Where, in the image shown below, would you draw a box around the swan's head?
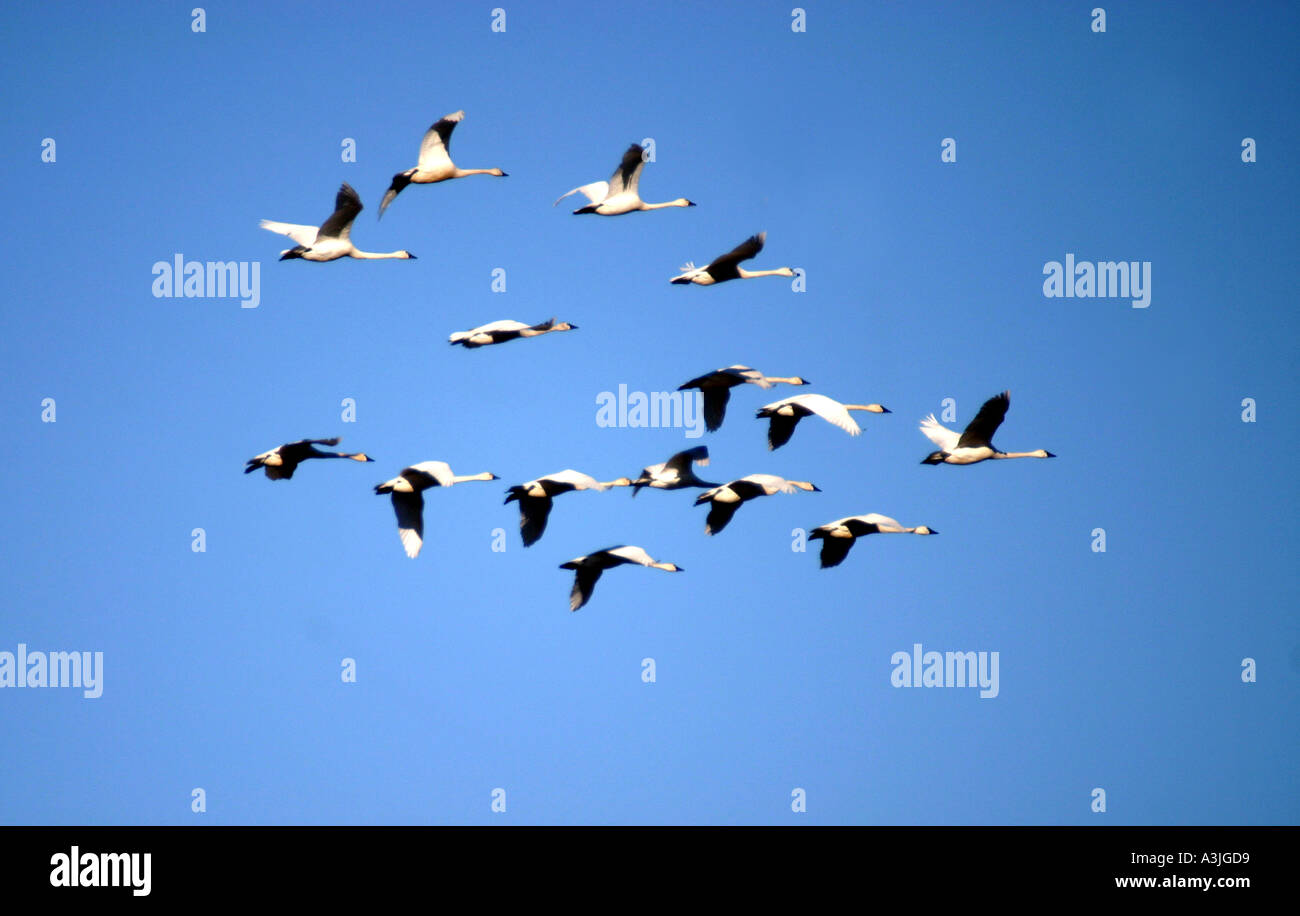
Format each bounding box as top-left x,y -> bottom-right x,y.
790,377 -> 811,386
279,248 -> 305,261
915,526 -> 937,535
921,451 -> 947,465
492,168 -> 508,177
556,321 -> 578,331
675,198 -> 696,208
351,453 -> 374,463
864,404 -> 889,413
776,267 -> 796,277
660,562 -> 684,572
1037,450 -> 1056,458
401,251 -> 417,259
609,477 -> 633,488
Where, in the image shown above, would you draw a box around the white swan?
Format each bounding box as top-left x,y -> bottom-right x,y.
504,470 -> 632,547
809,514 -> 937,568
756,394 -> 890,450
374,461 -> 498,558
560,546 -> 683,611
630,446 -> 719,496
261,184 -> 415,261
554,143 -> 694,215
695,474 -> 820,535
920,391 -> 1056,465
379,111 -> 507,218
671,232 -> 793,285
449,317 -> 577,348
244,437 -> 373,480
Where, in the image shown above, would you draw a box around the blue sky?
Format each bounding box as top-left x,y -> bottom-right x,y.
1,1 -> 1296,824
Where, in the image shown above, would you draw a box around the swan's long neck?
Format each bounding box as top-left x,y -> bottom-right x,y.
763,376 -> 804,385
649,561 -> 680,572
639,199 -> 691,210
844,404 -> 887,413
993,450 -> 1051,459
453,472 -> 496,482
789,480 -> 818,492
350,250 -> 410,260
312,449 -> 368,460
737,267 -> 794,279
600,478 -> 632,488
453,167 -> 503,178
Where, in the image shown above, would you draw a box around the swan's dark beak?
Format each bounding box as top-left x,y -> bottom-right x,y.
406,252 -> 418,259
687,201 -> 697,206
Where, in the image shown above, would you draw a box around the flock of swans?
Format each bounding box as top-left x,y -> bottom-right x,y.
253,110 -> 1057,609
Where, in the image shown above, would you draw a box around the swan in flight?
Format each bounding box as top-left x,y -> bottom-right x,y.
244,438 -> 373,480
505,470 -> 632,547
449,317 -> 577,348
374,461 -> 498,558
756,394 -> 890,450
554,143 -> 695,215
630,446 -> 719,496
261,184 -> 416,261
920,391 -> 1056,465
379,111 -> 507,218
560,546 -> 683,611
695,474 -> 820,535
670,232 -> 793,285
809,514 -> 937,568
678,365 -> 810,432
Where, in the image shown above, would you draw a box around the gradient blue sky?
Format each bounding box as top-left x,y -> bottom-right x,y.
1,1 -> 1296,825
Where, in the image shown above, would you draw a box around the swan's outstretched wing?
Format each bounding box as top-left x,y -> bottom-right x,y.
606,143 -> 646,197
852,513 -> 905,533
568,566 -> 603,611
605,545 -> 654,567
788,394 -> 862,436
403,461 -> 456,488
542,469 -> 606,492
518,496 -> 553,547
817,535 -> 855,569
554,181 -> 609,207
316,183 -> 363,240
258,220 -> 319,247
920,414 -> 961,451
706,233 -> 766,274
704,501 -> 740,535
764,412 -> 801,450
662,446 -> 709,474
391,490 -> 425,558
958,391 -> 1010,449
417,110 -> 464,171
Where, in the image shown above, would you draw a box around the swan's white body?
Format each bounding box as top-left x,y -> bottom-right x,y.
244,437 -> 373,480
261,184 -> 415,261
555,144 -> 694,216
631,446 -> 719,495
378,111 -> 507,218
756,393 -> 890,449
695,474 -> 820,535
671,232 -> 794,285
504,469 -> 632,547
375,461 -> 498,558
560,545 -> 683,611
449,317 -> 577,348
809,514 -> 937,568
919,391 -> 1055,466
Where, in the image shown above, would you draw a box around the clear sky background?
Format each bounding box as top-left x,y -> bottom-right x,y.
1,1 -> 1296,825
